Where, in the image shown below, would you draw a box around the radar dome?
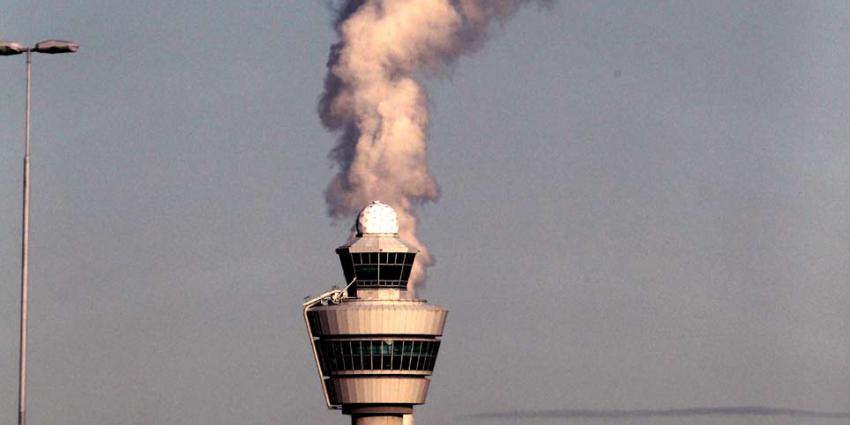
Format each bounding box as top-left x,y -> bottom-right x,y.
356,201 -> 399,235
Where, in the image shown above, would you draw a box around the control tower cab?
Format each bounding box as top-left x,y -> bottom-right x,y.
303,201 -> 448,425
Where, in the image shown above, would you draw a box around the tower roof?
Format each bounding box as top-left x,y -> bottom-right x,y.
356,201 -> 399,236
338,201 -> 417,253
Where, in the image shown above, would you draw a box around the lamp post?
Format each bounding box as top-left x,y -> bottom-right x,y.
0,39 -> 79,425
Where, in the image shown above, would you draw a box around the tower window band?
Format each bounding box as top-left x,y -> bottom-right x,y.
339,251 -> 415,289
315,339 -> 441,374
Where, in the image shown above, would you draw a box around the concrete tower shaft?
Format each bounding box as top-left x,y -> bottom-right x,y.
304,202 -> 448,425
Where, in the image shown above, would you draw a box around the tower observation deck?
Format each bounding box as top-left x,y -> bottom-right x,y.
303,201 -> 448,425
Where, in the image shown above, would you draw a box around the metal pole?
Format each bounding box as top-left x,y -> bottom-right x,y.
18,48 -> 32,425
302,279 -> 356,410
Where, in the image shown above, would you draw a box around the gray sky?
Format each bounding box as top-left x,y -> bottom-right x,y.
1,2 -> 849,425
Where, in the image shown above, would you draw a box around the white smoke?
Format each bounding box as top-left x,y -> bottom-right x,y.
319,0 -> 546,289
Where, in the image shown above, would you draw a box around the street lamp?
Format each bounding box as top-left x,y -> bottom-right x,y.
0,39 -> 78,425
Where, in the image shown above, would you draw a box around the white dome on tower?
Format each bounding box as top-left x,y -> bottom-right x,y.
356,201 -> 399,235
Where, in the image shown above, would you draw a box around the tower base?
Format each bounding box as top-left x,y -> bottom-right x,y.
346,406 -> 413,425
351,415 -> 402,425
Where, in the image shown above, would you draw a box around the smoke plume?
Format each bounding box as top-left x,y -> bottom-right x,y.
319,0 -> 544,288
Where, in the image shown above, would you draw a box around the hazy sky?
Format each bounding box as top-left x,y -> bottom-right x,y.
1,2 -> 849,425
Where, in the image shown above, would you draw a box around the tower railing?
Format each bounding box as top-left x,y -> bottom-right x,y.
302,278 -> 357,409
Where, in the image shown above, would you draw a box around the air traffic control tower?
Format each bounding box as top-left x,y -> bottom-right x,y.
303,201 -> 448,425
